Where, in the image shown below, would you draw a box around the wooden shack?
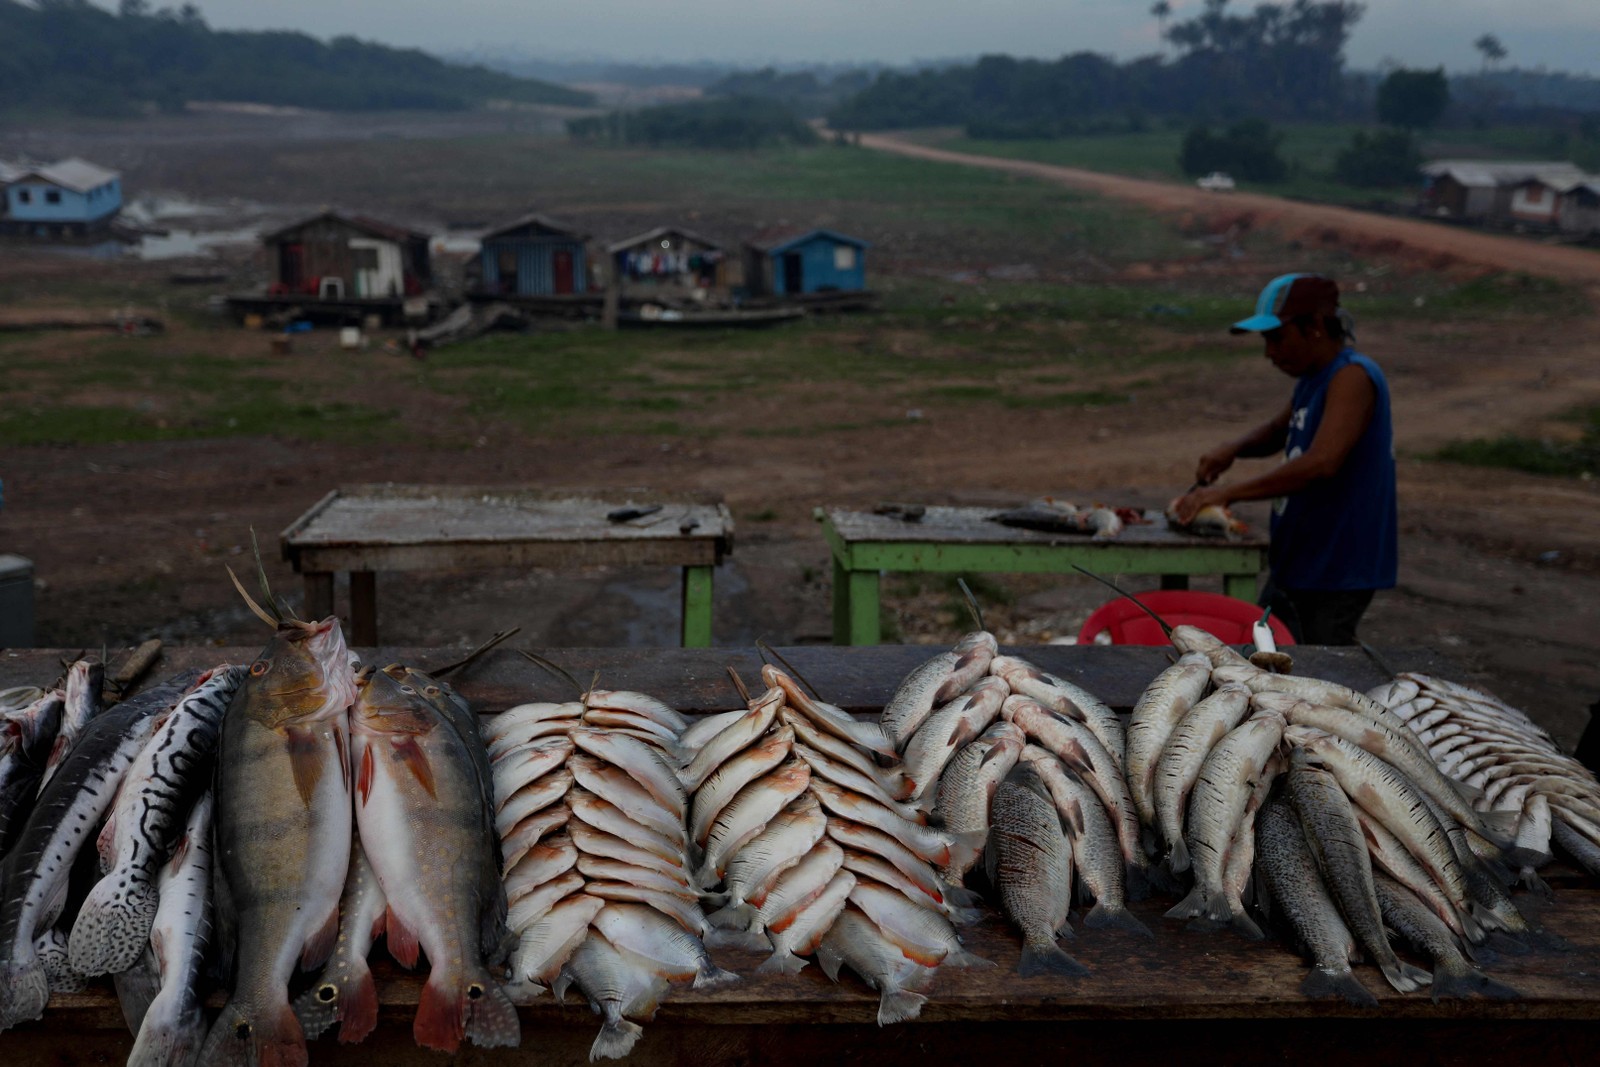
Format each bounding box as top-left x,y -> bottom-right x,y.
1420,160 -> 1584,223
607,226 -> 726,295
1558,180 -> 1600,237
262,211 -> 432,299
1509,176 -> 1564,228
742,228 -> 868,297
476,214 -> 590,297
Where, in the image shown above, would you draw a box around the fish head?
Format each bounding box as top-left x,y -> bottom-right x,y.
351,663 -> 441,737
243,617 -> 354,725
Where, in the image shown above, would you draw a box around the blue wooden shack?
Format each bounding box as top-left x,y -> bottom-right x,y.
476,214 -> 590,297
742,227 -> 868,296
0,157 -> 122,238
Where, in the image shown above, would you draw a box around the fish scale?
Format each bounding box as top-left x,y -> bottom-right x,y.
70,665 -> 244,977
0,673 -> 187,1031
986,763 -> 1085,977
127,792 -> 215,1067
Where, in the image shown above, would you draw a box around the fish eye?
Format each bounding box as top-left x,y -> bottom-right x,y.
250,660 -> 271,677
400,685 -> 416,695
235,1022 -> 253,1039
425,686 -> 441,697
317,984 -> 337,1003
467,984 -> 484,1000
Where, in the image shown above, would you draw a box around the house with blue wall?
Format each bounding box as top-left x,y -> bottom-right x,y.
742,228 -> 868,297
475,213 -> 590,297
0,158 -> 122,238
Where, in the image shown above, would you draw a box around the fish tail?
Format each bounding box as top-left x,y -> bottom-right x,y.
941,882 -> 982,909
1164,884 -> 1209,922
705,901 -> 757,930
1517,866 -> 1554,899
704,927 -> 772,952
463,978 -> 521,1050
1167,836 -> 1191,874
200,1000 -> 308,1067
590,1016 -> 644,1061
945,904 -> 986,926
69,873 -> 159,976
1300,967 -> 1377,1007
1431,961 -> 1521,1002
876,988 -> 928,1026
943,830 -> 989,873
338,961 -> 379,1045
691,965 -> 741,991
1228,909 -> 1266,941
1475,810 -> 1521,850
755,950 -> 808,976
127,1000 -> 207,1067
942,944 -> 997,969
0,959 -> 49,1031
1377,957 -> 1433,994
1016,940 -> 1089,978
413,975 -> 467,1053
1084,902 -> 1154,939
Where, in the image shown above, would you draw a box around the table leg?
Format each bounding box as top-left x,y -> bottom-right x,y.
680,566 -> 714,648
349,571 -> 377,647
847,569 -> 881,646
303,572 -> 334,621
1160,574 -> 1189,591
1223,573 -> 1259,602
831,557 -> 851,646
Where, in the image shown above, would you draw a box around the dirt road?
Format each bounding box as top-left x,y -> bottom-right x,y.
855,134 -> 1600,284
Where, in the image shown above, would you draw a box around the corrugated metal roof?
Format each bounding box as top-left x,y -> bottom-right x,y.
261,210 -> 429,245
19,157 -> 121,193
605,225 -> 721,254
480,212 -> 588,243
744,227 -> 869,254
1423,159 -> 1585,189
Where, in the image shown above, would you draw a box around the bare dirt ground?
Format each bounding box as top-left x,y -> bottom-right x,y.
2,121 -> 1598,748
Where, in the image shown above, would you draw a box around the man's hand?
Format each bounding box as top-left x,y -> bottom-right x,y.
1195,445 -> 1236,487
1169,485 -> 1228,525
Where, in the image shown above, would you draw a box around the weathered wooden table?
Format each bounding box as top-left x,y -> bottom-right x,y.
819,506 -> 1270,645
279,485 -> 734,648
3,644 -> 1596,1067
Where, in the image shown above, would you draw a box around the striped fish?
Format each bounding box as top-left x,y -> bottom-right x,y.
0,672 -> 196,1031
70,665 -> 244,976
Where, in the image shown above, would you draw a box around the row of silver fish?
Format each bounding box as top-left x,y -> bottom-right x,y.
1370,672 -> 1600,880
1126,624 -> 1535,1003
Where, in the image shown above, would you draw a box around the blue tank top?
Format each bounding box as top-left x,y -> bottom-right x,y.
1268,348 -> 1397,591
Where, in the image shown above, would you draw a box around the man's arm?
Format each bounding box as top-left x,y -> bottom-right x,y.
1175,365 -> 1376,520
1195,402 -> 1293,485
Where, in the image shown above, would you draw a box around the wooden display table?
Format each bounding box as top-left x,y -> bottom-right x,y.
818,506 -> 1269,645
2,645 -> 1595,1067
280,486 -> 734,647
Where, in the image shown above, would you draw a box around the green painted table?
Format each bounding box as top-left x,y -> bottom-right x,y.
820,505 -> 1269,645
280,485 -> 734,648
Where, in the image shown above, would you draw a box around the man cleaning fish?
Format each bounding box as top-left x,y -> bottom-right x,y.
1170,273 -> 1397,645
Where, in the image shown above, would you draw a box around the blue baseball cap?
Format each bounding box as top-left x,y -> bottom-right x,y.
1231,273 -> 1341,334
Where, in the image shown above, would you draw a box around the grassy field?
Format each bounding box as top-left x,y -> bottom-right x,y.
0,137 -> 1591,453
1434,404 -> 1600,478
933,123 -> 1595,207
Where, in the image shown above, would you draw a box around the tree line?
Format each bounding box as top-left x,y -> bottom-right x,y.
0,0 -> 591,118
828,0 -> 1366,134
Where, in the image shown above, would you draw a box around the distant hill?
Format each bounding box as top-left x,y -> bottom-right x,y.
0,1 -> 593,117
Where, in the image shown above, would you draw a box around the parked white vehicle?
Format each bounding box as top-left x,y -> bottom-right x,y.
1196,171 -> 1236,191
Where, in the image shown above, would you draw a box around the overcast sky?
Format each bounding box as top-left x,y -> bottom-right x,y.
181,1 -> 1600,75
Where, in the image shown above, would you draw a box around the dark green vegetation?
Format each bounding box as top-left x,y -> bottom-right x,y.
1435,406 -> 1600,479
1375,68 -> 1450,132
701,68 -> 873,120
0,0 -> 589,117
1179,120 -> 1288,181
829,0 -> 1364,133
567,97 -> 820,149
1333,128 -> 1421,189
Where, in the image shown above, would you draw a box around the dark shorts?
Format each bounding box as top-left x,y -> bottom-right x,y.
1260,579 -> 1376,646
